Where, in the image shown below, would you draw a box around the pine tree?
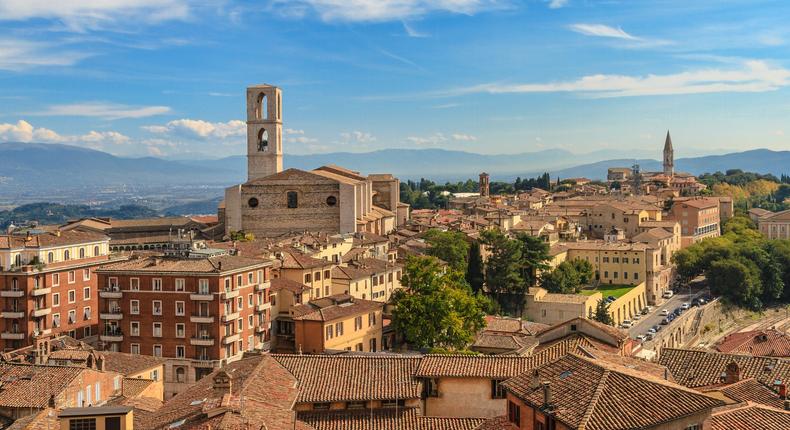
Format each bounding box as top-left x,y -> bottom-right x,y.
593,299 -> 614,325
466,241 -> 485,294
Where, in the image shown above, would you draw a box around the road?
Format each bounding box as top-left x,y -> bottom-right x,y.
628,287 -> 704,339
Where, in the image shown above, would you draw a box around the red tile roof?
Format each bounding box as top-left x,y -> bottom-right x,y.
716,329 -> 790,357
658,348 -> 790,389
710,403 -> 790,430
297,408 -> 485,430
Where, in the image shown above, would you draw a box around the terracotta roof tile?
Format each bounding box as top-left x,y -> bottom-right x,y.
96,254 -> 269,275
715,329 -> 790,357
291,295 -> 383,322
704,378 -> 786,409
658,348 -> 790,389
298,408 -> 485,430
101,351 -> 165,376
711,403 -> 790,430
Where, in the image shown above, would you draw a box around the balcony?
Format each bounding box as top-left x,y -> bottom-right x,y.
255,281 -> 271,292
33,328 -> 52,337
99,287 -> 123,299
1,332 -> 25,340
222,333 -> 240,344
100,309 -> 124,320
190,314 -> 215,324
221,311 -> 240,322
192,358 -> 220,368
31,307 -> 51,317
256,302 -> 272,312
1,310 -> 25,319
100,329 -> 123,342
31,287 -> 51,297
190,336 -> 216,346
190,293 -> 214,301
0,290 -> 25,298
255,324 -> 270,333
221,290 -> 239,300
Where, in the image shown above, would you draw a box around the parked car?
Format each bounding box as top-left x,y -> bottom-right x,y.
641,307 -> 650,315
647,328 -> 657,335
633,313 -> 642,321
645,333 -> 655,341
652,325 -> 662,332
636,334 -> 646,342
681,302 -> 690,310
663,290 -> 674,299
660,309 -> 669,316
607,295 -> 616,302
660,318 -> 670,325
621,320 -> 633,328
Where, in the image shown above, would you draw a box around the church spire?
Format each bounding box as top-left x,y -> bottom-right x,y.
663,130 -> 674,177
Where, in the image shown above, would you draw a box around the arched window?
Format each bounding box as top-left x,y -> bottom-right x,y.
257,129 -> 269,152
14,254 -> 22,267
93,246 -> 99,256
176,367 -> 186,383
64,250 -> 70,261
79,248 -> 85,259
256,93 -> 268,120
287,191 -> 298,209
48,252 -> 54,263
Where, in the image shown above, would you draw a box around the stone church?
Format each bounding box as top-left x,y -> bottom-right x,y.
222,84 -> 409,237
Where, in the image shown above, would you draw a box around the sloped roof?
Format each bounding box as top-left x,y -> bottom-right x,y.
297,408 -> 485,430
710,403 -> 790,430
715,329 -> 790,357
658,348 -> 790,389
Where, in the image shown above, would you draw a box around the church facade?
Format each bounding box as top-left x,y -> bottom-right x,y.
222,84 -> 409,237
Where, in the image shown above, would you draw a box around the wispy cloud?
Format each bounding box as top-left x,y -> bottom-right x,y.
407,132 -> 478,146
0,119 -> 130,147
0,0 -> 191,31
451,133 -> 477,141
35,103 -> 171,120
340,130 -> 377,144
270,0 -> 510,22
402,21 -> 429,38
0,38 -> 92,71
569,24 -> 638,40
438,60 -> 790,98
547,0 -> 568,9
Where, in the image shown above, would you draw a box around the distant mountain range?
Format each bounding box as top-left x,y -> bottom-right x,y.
1,142 -> 789,196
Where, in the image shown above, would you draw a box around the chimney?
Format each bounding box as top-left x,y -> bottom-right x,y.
542,382 -> 553,410
529,369 -> 541,389
664,368 -> 669,381
724,362 -> 740,384
212,370 -> 232,394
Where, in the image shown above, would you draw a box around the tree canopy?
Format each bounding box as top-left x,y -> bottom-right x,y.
423,229 -> 470,272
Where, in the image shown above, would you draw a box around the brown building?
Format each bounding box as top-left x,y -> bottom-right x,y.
95,252 -> 272,398
0,230 -> 113,351
666,197 -> 721,248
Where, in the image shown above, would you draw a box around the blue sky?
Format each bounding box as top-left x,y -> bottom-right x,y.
1,0 -> 789,159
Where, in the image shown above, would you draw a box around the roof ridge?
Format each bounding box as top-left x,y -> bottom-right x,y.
578,368 -> 610,430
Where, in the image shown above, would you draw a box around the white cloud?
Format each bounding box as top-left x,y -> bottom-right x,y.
447,60 -> 790,98
286,128 -> 306,135
547,0 -> 567,9
79,130 -> 130,145
340,130 -> 377,144
451,133 -> 477,141
0,38 -> 91,71
271,0 -> 509,22
407,133 -> 447,146
0,0 -> 190,31
0,120 -> 64,142
145,119 -> 246,139
569,24 -> 638,40
36,102 -> 171,120
403,21 -> 429,38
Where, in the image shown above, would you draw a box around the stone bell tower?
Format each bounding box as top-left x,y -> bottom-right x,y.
663,130 -> 674,178
246,84 -> 283,181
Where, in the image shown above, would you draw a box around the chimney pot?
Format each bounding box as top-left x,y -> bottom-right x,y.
542,382 -> 552,409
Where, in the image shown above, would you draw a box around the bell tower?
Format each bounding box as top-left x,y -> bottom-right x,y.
663,130 -> 674,177
246,84 -> 283,181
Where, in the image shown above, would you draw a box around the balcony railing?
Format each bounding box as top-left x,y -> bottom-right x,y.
190,292 -> 214,301
190,335 -> 216,346
0,331 -> 25,340
99,286 -> 123,299
190,314 -> 215,323
100,328 -> 123,342
0,290 -> 25,298
31,307 -> 51,317
1,310 -> 25,319
100,308 -> 123,320
31,287 -> 51,297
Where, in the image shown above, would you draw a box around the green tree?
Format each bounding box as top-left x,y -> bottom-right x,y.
515,233 -> 551,289
465,240 -> 485,294
570,259 -> 594,285
541,261 -> 581,294
481,229 -> 523,315
593,299 -> 613,325
424,229 -> 470,272
391,256 -> 487,350
708,258 -> 763,310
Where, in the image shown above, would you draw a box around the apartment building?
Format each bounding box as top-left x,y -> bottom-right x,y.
551,241 -> 650,287
666,197 -> 721,247
754,209 -> 790,240
276,249 -> 335,300
0,230 -> 112,351
95,253 -> 272,398
331,258 -> 402,302
287,294 -> 383,354
583,202 -> 661,239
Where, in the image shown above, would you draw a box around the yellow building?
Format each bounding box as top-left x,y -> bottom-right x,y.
525,288 -> 601,325
59,406 -> 133,430
277,249 -> 335,300
331,258 -> 402,302
290,294 -> 383,354
550,240 -> 649,286
584,202 -> 662,239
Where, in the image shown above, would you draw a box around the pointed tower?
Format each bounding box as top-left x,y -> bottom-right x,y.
663,130 -> 674,177
246,84 -> 283,181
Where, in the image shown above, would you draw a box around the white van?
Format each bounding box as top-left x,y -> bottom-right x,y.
662,290 -> 674,299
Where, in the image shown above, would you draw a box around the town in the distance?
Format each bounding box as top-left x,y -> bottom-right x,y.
1,84 -> 789,430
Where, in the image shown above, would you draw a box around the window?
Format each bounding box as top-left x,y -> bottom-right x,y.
130,344 -> 140,355
257,128 -> 269,151
176,323 -> 185,338
130,300 -> 140,315
199,279 -> 209,294
175,367 -> 186,383
507,401 -> 520,425
68,310 -> 76,324
69,418 -> 96,430
130,322 -> 140,336
248,272 -> 254,284
68,290 -> 76,303
64,250 -> 70,261
153,322 -> 162,337
369,338 -> 377,352
175,279 -> 185,292
425,378 -> 439,397
248,294 -> 253,307
304,273 -> 312,283
491,379 -> 506,399
324,270 -> 331,279
325,325 -> 333,340
153,345 -> 162,357
248,197 -> 259,208
326,195 -> 337,206
93,246 -> 100,257
152,278 -> 162,291
79,248 -> 85,259
83,269 -> 90,281
175,301 -> 185,316
83,307 -> 91,320
287,191 -> 298,208
83,287 -> 90,300
368,312 -> 376,326
176,345 -> 185,358
52,273 -> 60,286
354,316 -> 362,330
152,300 -> 162,315
130,278 -> 140,291
237,274 -> 243,286
68,271 -> 76,283
335,322 -> 344,336
237,318 -> 243,331
95,384 -> 101,403
685,425 -> 702,430
48,252 -> 54,263
248,315 -> 254,329
634,272 -> 639,280
53,313 -> 60,327
53,293 -> 60,307
237,296 -> 243,310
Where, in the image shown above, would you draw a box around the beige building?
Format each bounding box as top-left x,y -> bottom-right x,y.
289,294 -> 383,354
583,201 -> 662,239
754,209 -> 790,239
331,258 -> 402,302
551,241 -> 650,287
223,84 -> 407,238
276,249 -> 335,300
526,283 -> 647,327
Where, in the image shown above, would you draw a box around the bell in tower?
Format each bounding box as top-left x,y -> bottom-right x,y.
246,84 -> 283,181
